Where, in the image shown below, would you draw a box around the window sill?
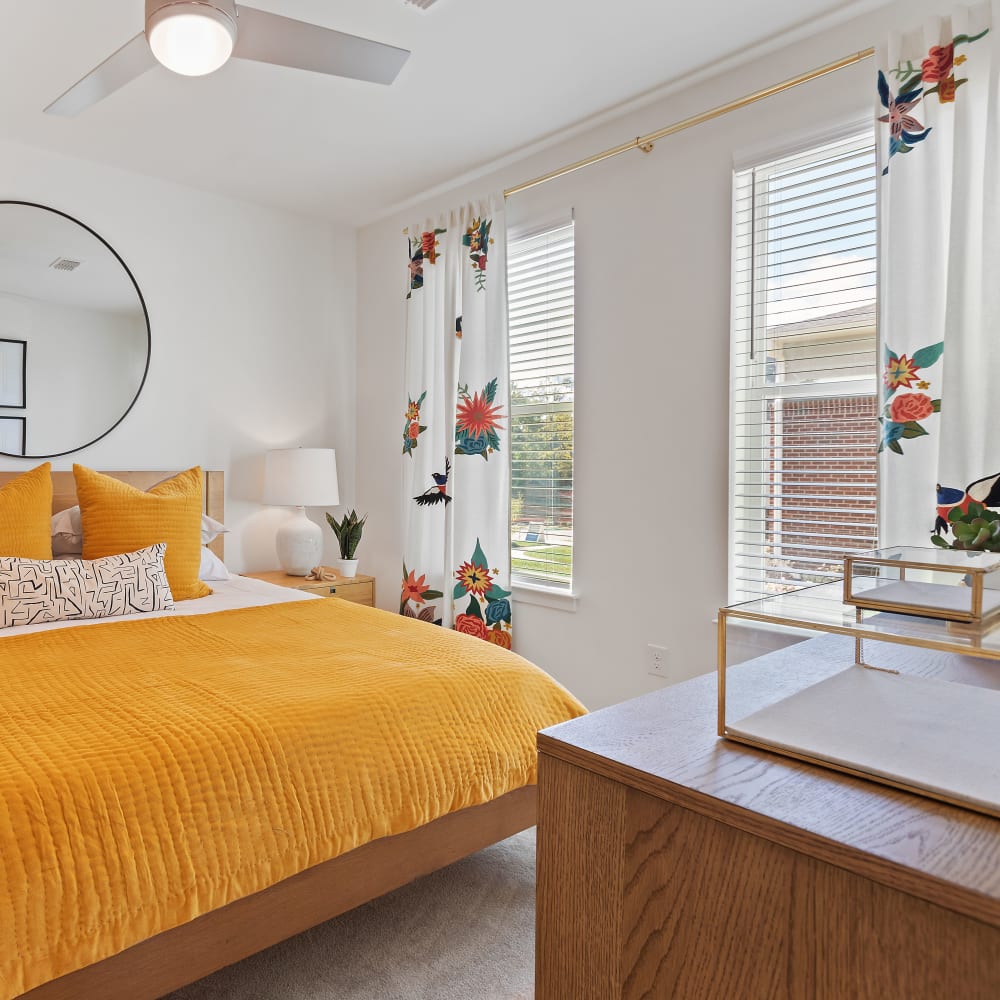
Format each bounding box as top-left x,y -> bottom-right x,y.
512,582 -> 578,613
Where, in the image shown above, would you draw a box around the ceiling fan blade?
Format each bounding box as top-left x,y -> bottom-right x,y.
232,5 -> 410,85
45,32 -> 156,117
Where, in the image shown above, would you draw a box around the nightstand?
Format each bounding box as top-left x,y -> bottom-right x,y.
243,570 -> 376,607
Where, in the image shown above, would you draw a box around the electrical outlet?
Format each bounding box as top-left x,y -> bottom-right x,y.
647,643 -> 668,678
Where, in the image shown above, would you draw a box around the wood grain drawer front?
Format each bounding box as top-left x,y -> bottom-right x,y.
327,581 -> 373,604
241,572 -> 375,607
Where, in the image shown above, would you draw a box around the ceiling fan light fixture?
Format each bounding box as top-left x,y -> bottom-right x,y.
146,1 -> 238,77
45,0 -> 411,118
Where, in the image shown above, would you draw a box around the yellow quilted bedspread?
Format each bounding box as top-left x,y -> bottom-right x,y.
0,600 -> 585,998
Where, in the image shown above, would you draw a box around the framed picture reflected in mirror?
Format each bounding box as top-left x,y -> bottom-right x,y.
0,415 -> 26,456
0,338 -> 26,408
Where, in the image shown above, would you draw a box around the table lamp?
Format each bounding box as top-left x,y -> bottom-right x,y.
263,448 -> 340,575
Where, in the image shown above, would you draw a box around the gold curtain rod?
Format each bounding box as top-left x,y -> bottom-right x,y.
403,46 -> 874,234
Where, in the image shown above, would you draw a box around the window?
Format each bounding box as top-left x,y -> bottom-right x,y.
730,133 -> 878,602
508,221 -> 575,589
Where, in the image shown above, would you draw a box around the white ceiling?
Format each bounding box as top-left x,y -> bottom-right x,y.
0,202 -> 145,315
0,0 -> 883,226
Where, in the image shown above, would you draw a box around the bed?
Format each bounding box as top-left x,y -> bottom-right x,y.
0,470 -> 585,1000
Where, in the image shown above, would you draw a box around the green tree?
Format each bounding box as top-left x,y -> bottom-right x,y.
510,379 -> 573,528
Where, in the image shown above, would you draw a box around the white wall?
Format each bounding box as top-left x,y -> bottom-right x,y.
0,292 -> 146,454
0,139 -> 357,571
356,0 -> 947,709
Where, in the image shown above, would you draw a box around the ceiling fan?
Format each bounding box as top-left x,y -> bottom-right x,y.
45,0 -> 411,117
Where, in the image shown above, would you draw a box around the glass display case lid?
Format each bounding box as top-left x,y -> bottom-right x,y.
846,545 -> 1000,573
723,581 -> 1000,659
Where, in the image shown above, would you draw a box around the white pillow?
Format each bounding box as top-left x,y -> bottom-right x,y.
51,506 -> 229,555
51,505 -> 83,556
0,544 -> 174,628
201,514 -> 228,544
199,546 -> 230,582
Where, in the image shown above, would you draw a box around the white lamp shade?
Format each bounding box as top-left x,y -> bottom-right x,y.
147,2 -> 237,76
263,448 -> 340,508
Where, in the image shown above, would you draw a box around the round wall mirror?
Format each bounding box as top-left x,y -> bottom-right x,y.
0,201 -> 150,458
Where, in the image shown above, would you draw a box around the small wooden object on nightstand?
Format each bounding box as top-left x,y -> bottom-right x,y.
243,570 -> 376,607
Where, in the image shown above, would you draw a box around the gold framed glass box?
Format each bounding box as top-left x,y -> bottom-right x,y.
718,581 -> 1000,819
843,545 -> 1000,625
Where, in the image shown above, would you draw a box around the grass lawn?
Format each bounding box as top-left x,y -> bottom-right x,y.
512,540 -> 572,580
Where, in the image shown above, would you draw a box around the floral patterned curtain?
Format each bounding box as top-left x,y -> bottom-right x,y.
399,199 -> 513,648
877,4 -> 1000,546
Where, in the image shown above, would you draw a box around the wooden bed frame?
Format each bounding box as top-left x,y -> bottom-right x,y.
23,787 -> 536,1000
2,469 -> 538,999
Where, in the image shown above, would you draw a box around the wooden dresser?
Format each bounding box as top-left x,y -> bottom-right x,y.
536,672 -> 1000,1000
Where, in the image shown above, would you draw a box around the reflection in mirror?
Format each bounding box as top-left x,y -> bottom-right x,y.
0,202 -> 149,458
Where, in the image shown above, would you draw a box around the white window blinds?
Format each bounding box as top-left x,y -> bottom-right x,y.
508,221 -> 575,588
730,133 -> 878,603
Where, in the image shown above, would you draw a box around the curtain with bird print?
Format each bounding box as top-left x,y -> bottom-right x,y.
400,198 -> 513,647
877,4 -> 1000,551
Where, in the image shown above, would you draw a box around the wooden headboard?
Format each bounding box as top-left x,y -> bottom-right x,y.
0,470 -> 225,558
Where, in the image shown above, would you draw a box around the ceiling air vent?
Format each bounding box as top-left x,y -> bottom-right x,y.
403,0 -> 440,10
49,257 -> 82,272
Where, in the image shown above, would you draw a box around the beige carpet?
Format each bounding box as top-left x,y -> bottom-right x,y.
163,829 -> 536,1000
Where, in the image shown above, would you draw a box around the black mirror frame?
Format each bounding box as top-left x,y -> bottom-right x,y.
0,200 -> 151,460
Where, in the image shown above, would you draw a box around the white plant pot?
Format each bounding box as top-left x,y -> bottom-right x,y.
335,559 -> 359,578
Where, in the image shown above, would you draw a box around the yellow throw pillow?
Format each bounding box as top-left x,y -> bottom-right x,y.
0,462 -> 53,560
74,465 -> 211,601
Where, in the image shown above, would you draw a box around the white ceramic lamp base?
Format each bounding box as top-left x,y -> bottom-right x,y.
275,507 -> 323,576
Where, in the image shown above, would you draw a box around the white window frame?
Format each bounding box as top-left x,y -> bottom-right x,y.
729,130 -> 878,604
507,217 -> 576,600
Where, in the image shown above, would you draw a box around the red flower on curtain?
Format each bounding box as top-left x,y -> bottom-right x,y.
400,563 -> 444,621
462,217 -> 492,291
922,43 -> 964,103
451,539 -> 512,644
402,391 -> 428,457
880,343 -> 943,455
456,390 -> 504,440
878,29 -> 988,172
402,569 -> 430,605
421,230 -> 440,264
455,379 -> 504,461
889,392 -> 935,422
455,614 -> 489,639
406,228 -> 445,298
921,43 -> 955,81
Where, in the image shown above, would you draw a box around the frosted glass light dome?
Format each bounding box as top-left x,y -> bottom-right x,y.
147,4 -> 237,77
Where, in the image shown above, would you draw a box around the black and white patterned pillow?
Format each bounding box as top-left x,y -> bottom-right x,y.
0,544 -> 175,629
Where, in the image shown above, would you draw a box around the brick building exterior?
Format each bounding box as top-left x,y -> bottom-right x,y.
764,394 -> 878,592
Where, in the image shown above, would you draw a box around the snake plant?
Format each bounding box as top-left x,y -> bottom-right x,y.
326,509 -> 368,559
